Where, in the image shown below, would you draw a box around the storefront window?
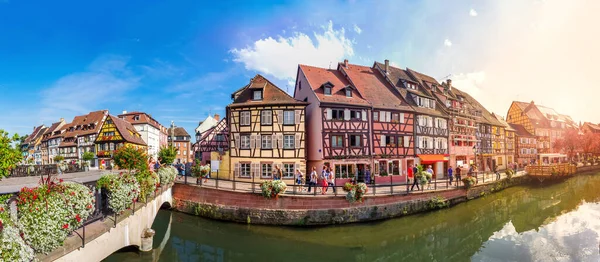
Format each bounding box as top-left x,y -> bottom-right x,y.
334,164 -> 355,178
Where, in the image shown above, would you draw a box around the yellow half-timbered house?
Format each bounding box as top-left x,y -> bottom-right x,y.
227,74 -> 308,182
94,115 -> 147,162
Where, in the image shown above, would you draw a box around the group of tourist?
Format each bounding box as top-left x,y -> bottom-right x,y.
148,157 -> 209,182
294,165 -> 336,194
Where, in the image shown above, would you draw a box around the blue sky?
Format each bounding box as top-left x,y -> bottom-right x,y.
1,0 -> 599,137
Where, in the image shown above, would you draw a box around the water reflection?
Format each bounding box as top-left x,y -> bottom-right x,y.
106,174 -> 600,262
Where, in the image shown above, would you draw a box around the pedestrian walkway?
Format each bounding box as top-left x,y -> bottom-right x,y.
0,169 -> 124,194
174,170 -> 527,197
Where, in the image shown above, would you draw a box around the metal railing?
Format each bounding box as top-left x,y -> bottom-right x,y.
10,163 -> 86,177
177,169 -> 526,197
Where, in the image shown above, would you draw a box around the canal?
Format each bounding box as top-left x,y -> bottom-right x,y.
105,173 -> 600,262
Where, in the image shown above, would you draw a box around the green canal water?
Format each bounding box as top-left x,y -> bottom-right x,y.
105,173 -> 600,262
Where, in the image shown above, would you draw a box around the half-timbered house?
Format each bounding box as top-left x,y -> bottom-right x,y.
40,119 -> 66,164
228,75 -> 308,182
94,115 -> 146,166
197,118 -> 229,167
342,61 -> 416,178
506,101 -> 552,156
296,63 -> 372,179
510,123 -> 537,166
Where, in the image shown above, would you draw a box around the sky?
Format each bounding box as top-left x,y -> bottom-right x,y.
1,0 -> 599,138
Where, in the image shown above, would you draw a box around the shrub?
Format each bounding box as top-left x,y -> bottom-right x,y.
97,173 -> 140,214
0,223 -> 35,262
113,145 -> 148,173
158,146 -> 178,166
462,176 -> 476,189
158,166 -> 177,185
344,182 -> 368,203
415,165 -> 431,186
0,130 -> 23,179
17,181 -> 95,254
260,180 -> 287,199
428,196 -> 448,209
505,168 -> 515,179
136,170 -> 159,202
82,151 -> 95,162
53,155 -> 64,162
191,160 -> 210,178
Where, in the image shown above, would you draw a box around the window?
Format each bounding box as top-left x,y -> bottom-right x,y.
334,164 -> 355,178
184,143 -> 187,148
422,138 -> 428,149
331,135 -> 344,148
253,90 -> 263,100
324,86 -> 332,95
332,109 -> 344,120
349,135 -> 361,147
261,110 -> 272,125
283,163 -> 294,178
373,112 -> 379,122
350,110 -> 361,120
216,134 -> 225,142
109,143 -> 114,151
104,131 -> 115,137
283,111 -> 295,125
392,113 -> 399,122
241,163 -> 251,177
283,135 -> 295,149
240,111 -> 251,126
386,136 -> 395,146
134,115 -> 140,121
262,135 -> 272,149
262,163 -> 272,178
346,89 -> 352,97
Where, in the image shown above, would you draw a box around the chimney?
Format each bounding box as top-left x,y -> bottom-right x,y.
60,118 -> 64,122
122,110 -> 127,114
214,113 -> 220,121
530,100 -> 535,105
384,59 -> 389,74
447,79 -> 452,89
344,59 -> 349,68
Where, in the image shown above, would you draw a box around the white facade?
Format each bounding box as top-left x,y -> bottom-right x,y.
133,123 -> 161,158
195,115 -> 218,137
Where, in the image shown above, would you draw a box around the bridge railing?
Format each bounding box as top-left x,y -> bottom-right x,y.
10,163 -> 85,177
179,168 -> 526,197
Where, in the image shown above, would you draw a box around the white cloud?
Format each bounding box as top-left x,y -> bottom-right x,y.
444,38 -> 452,47
451,71 -> 486,97
353,24 -> 362,34
230,21 -> 354,84
38,55 -> 140,123
470,8 -> 478,17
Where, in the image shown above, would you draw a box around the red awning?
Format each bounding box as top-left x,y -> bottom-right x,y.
418,155 -> 447,163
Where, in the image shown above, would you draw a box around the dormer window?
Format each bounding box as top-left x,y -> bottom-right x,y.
324,86 -> 332,95
345,88 -> 352,97
134,115 -> 140,121
253,90 -> 263,101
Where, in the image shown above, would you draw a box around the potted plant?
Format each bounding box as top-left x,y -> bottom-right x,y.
414,165 -> 431,187
342,182 -> 368,203
260,180 -> 287,199
191,160 -> 210,184
462,176 -> 476,189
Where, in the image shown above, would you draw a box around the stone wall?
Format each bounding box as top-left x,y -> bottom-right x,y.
172,177 -> 528,226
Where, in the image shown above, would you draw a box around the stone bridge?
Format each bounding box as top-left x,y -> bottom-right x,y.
42,186 -> 173,262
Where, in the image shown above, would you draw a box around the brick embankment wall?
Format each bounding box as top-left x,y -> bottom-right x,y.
172,176 -> 530,226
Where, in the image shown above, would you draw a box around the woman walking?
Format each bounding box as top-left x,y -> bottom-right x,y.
295,168 -> 304,192
327,167 -> 336,193
308,166 -> 317,193
321,166 -> 329,194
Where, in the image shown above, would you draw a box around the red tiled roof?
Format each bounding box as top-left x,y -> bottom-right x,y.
513,101 -> 549,128
118,111 -> 163,130
42,121 -> 65,141
230,74 -> 308,107
167,127 -> 191,138
24,125 -> 46,144
109,115 -> 147,146
299,64 -> 371,107
341,63 -> 413,111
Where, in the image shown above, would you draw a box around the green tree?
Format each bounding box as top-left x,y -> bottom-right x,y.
112,145 -> 148,173
158,145 -> 178,165
82,151 -> 95,162
0,130 -> 23,179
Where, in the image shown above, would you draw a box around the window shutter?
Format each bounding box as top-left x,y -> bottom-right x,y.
417,137 -> 422,149
344,109 -> 350,121
234,134 -> 240,148
428,117 -> 433,127
381,135 -> 386,147
362,110 -> 367,121
256,135 -> 261,149
271,134 -> 277,148
278,134 -> 283,148
295,110 -> 301,124
400,113 -> 404,123
295,133 -> 301,149
404,136 -> 410,147
234,162 -> 240,177
278,110 -> 284,124
250,135 -> 255,149
430,138 -> 434,149
326,108 -> 332,120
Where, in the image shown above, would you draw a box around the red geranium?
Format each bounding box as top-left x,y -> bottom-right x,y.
75,214 -> 81,223
62,224 -> 69,229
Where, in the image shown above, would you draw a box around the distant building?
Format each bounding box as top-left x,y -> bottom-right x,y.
40,119 -> 66,164
582,122 -> 600,134
167,126 -> 192,164
510,123 -> 537,166
196,118 -> 229,167
119,111 -> 167,159
195,114 -> 220,136
95,115 -> 147,167
21,125 -> 47,164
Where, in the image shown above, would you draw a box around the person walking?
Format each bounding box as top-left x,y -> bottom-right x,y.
148,157 -> 156,172
407,164 -> 414,186
326,167 -> 336,193
321,167 -> 330,194
494,165 -> 500,180
365,166 -> 371,184
176,160 -> 184,180
426,165 -> 434,190
295,168 -> 304,192
455,165 -> 462,186
307,167 -> 317,193
448,166 -> 454,185
410,165 -> 420,191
